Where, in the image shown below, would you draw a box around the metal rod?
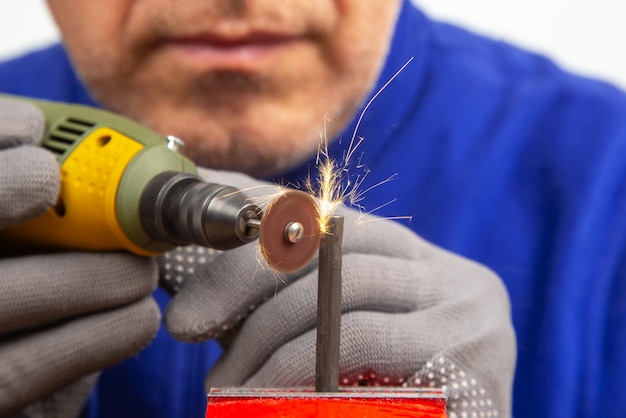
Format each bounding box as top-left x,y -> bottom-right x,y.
246,218 -> 262,229
315,215 -> 344,392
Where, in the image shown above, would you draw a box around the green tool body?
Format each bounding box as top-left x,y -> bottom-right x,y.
0,95 -> 261,255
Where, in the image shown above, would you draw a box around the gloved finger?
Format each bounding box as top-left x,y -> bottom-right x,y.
164,213 -> 457,343
0,296 -> 160,417
196,253 -> 427,382
0,252 -> 158,334
20,373 -> 99,418
163,216 -> 434,342
229,309 -> 514,418
0,145 -> 60,229
210,307 -> 509,388
163,242 -> 315,341
204,248 -> 509,387
0,99 -> 45,149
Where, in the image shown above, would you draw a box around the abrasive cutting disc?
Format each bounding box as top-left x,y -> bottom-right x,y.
259,190 -> 321,273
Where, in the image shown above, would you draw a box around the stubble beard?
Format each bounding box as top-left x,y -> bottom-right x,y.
82,63 -> 362,178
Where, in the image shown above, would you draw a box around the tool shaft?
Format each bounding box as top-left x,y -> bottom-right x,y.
315,215 -> 344,392
140,172 -> 261,250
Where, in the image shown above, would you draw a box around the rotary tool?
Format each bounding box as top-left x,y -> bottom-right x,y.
0,95 -> 321,271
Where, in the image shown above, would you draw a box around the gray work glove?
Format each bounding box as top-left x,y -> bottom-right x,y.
160,169 -> 517,418
0,98 -> 59,229
0,98 -> 161,418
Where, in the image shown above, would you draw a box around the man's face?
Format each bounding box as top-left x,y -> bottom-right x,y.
46,0 -> 402,176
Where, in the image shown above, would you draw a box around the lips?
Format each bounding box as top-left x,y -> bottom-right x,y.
161,32 -> 305,69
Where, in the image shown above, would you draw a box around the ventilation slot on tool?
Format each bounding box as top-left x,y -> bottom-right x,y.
42,117 -> 96,156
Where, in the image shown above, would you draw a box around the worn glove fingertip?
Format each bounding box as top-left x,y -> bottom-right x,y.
163,299 -> 221,343
125,296 -> 162,351
20,145 -> 61,206
0,99 -> 45,148
0,146 -> 60,228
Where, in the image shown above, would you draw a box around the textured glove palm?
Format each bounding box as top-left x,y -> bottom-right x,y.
0,98 -> 161,418
161,169 -> 517,418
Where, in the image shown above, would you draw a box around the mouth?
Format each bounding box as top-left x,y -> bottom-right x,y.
161,32 -> 305,70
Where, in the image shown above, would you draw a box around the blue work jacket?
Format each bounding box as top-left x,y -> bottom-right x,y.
2,1 -> 625,416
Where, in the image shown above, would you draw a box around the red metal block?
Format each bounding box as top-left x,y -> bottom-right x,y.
206,387 -> 447,418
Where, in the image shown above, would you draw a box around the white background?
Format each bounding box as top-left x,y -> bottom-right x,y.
1,0 -> 625,90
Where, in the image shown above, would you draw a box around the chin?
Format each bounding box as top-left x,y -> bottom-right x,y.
83,52 -> 372,178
